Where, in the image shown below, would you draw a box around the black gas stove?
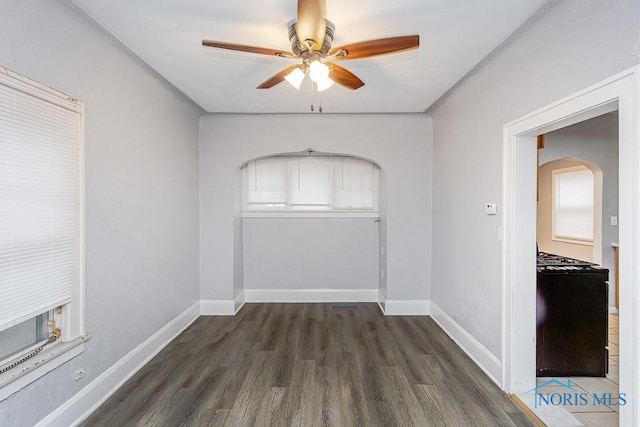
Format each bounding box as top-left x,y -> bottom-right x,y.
536,251 -> 609,377
536,251 -> 605,272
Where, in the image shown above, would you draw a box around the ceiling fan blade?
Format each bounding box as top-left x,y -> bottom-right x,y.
257,65 -> 299,89
202,40 -> 293,57
331,35 -> 419,60
326,62 -> 364,90
295,0 -> 327,50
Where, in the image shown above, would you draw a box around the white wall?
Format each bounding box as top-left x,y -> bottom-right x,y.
243,218 -> 378,291
200,114 -> 432,304
0,1 -> 202,425
538,114 -> 619,306
428,0 -> 640,358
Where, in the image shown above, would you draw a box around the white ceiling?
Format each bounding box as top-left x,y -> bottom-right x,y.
70,0 -> 547,114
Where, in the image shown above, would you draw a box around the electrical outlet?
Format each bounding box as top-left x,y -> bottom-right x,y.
611,216 -> 618,226
73,369 -> 85,381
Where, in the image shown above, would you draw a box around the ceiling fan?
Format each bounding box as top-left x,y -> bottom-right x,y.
202,0 -> 419,92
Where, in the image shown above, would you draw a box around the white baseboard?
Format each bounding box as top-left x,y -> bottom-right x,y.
429,302 -> 502,386
383,299 -> 431,315
234,291 -> 246,313
36,301 -> 201,427
377,290 -> 387,313
244,288 -> 378,303
200,298 -> 237,315
609,307 -> 619,314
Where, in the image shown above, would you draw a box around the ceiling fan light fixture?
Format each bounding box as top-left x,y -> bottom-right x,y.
309,60 -> 330,83
285,66 -> 305,90
315,76 -> 334,92
202,1 -> 420,94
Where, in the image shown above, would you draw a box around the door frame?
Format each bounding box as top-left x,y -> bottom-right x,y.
501,66 -> 639,425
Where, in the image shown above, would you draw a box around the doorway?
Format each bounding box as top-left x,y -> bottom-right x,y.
535,114 -> 619,425
501,67 -> 639,426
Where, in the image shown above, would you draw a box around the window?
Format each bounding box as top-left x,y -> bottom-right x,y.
243,155 -> 378,216
332,157 -> 375,210
246,157 -> 288,208
552,165 -> 594,245
0,311 -> 50,361
0,67 -> 85,398
289,157 -> 332,210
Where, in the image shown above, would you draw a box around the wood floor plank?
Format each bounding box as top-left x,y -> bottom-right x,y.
253,387 -> 286,427
414,383 -> 472,427
377,366 -> 430,426
224,350 -> 275,426
82,303 -> 536,427
279,359 -> 316,426
337,351 -> 370,425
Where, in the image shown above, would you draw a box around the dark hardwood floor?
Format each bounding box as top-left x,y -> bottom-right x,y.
82,303 -> 534,426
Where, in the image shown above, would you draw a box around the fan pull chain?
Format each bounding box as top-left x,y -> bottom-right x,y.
310,79 -> 315,112
308,82 -> 324,113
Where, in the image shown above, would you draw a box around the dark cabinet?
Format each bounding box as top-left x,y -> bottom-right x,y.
536,268 -> 608,377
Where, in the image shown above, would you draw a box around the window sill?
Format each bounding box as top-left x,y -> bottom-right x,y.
552,236 -> 594,246
243,211 -> 379,219
0,334 -> 90,401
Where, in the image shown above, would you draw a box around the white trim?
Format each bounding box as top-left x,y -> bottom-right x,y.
244,288 -> 378,303
200,299 -> 238,315
0,66 -> 83,112
430,302 -> 502,386
242,211 -> 379,219
234,291 -> 246,314
502,66 -> 639,427
383,299 -> 431,316
35,302 -> 201,427
609,307 -> 619,314
377,290 -> 387,314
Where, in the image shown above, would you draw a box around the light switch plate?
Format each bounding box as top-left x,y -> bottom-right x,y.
485,203 -> 497,215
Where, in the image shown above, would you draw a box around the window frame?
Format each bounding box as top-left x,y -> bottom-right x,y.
0,66 -> 86,401
242,155 -> 380,218
551,165 -> 595,246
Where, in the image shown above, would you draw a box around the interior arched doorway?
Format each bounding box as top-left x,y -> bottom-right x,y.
537,157 -> 603,264
235,150 -> 387,304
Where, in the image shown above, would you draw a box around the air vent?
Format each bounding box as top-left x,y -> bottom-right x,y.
330,304 -> 359,311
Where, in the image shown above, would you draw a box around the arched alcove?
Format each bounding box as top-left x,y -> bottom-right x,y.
537,156 -> 603,264
199,113 -> 432,316
235,149 -> 387,302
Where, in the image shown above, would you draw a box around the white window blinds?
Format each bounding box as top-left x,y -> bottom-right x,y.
243,155 -> 378,213
289,157 -> 332,209
246,158 -> 288,206
332,157 -> 375,209
0,73 -> 82,331
553,166 -> 594,241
